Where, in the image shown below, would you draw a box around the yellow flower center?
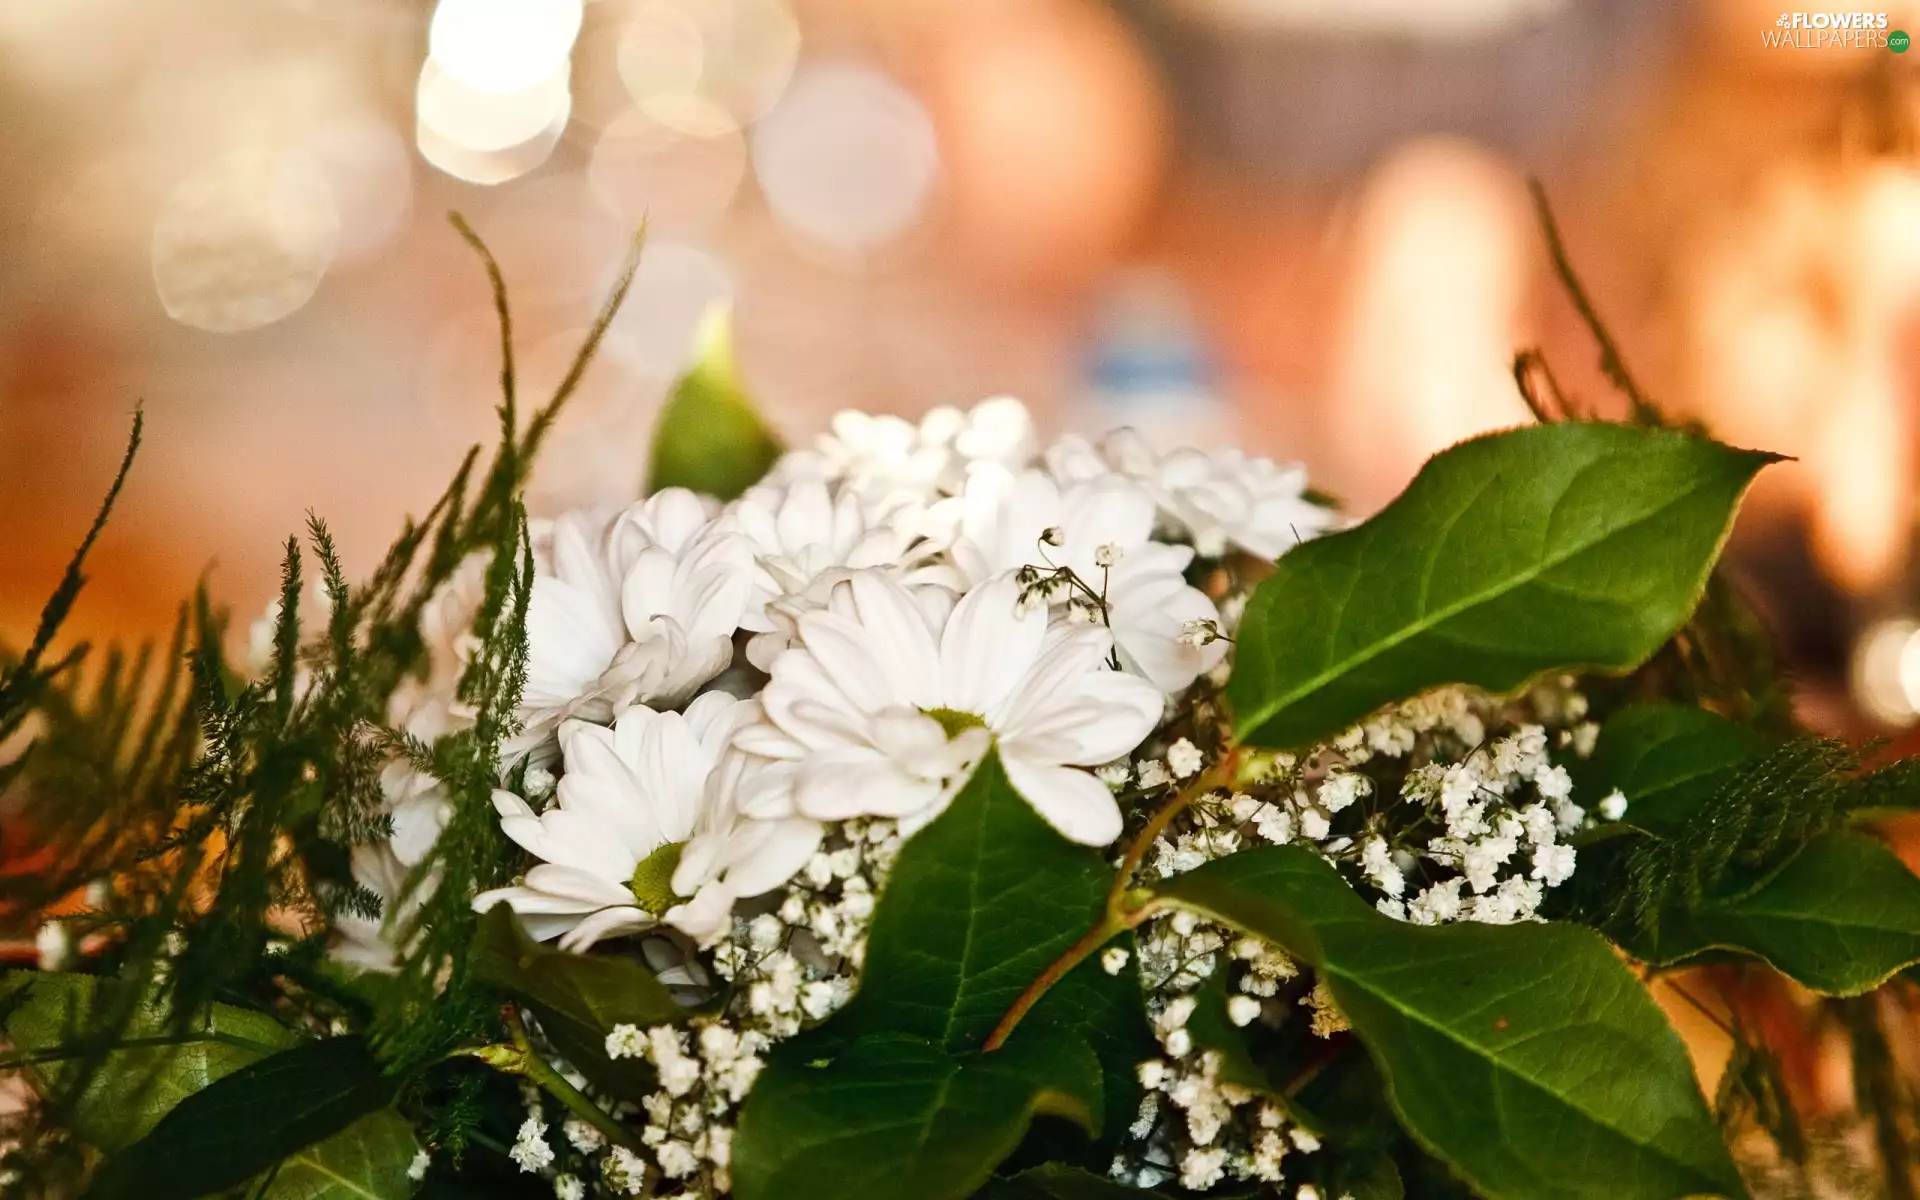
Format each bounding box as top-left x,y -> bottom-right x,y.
628,840 -> 687,914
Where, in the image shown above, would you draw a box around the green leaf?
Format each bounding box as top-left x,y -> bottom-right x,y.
972,1164 -> 1180,1198
646,306 -> 783,500
1149,846 -> 1746,1200
1580,704 -> 1766,837
90,1035 -> 399,1200
839,750 -> 1150,1137
1227,423 -> 1776,749
470,902 -> 685,1091
0,971 -> 297,1152
732,1030 -> 1103,1200
1624,831 -> 1920,995
261,1107 -> 422,1200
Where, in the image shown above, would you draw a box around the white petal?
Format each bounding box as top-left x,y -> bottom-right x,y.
939,573 -> 1044,716
846,571 -> 942,708
558,906 -> 651,952
794,750 -> 942,819
1000,673 -> 1162,767
715,818 -> 825,896
1000,757 -> 1124,846
989,626 -> 1111,733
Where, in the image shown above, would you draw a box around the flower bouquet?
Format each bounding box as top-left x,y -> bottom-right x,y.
5,221 -> 1920,1200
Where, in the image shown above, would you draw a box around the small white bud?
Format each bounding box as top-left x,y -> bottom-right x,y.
1039,526 -> 1065,547
1598,789 -> 1628,822
1101,946 -> 1131,976
1227,995 -> 1262,1027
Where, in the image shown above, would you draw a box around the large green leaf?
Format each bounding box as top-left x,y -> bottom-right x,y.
1579,704 -> 1766,837
1227,423 -> 1775,749
646,307 -> 783,500
90,1035 -> 399,1200
1149,846 -> 1746,1200
732,1030 -> 1103,1200
0,971 -> 297,1152
839,750 -> 1149,1136
1625,831 -> 1920,995
262,1107 -> 422,1200
470,902 -> 684,1091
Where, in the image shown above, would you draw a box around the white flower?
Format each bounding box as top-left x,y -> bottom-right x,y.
667,730 -> 825,948
722,477 -> 962,670
510,1116 -> 553,1173
330,842 -> 432,974
771,396 -> 1036,509
408,1150 -> 431,1182
516,491 -> 752,757
942,464 -> 1227,694
473,694 -> 758,951
1598,789 -> 1628,821
389,552 -> 490,743
1047,429 -> 1340,559
734,570 -> 1162,846
1166,738 -> 1205,779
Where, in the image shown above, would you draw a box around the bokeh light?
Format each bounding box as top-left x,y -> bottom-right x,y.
751,61 -> 939,256
588,109 -> 746,234
428,0 -> 584,93
150,147 -> 341,333
617,0 -> 800,137
417,59 -> 572,154
416,99 -> 572,186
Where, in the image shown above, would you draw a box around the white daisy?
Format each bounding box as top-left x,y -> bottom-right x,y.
390,551 -> 491,744
943,463 -> 1227,694
734,569 -> 1161,846
770,396 -> 1036,510
720,477 -> 962,670
667,733 -> 823,947
1046,430 -> 1340,559
473,693 -> 755,951
515,490 -> 753,758
330,843 -> 420,974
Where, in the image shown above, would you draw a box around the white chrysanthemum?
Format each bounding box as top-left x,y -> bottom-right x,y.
734,570 -> 1161,846
667,728 -> 824,947
1047,430 -> 1340,559
474,693 -> 757,951
722,477 -> 963,670
331,843 -> 430,974
770,396 -> 1036,509
328,762 -> 451,973
390,552 -> 491,743
943,463 -> 1227,693
516,490 -> 752,757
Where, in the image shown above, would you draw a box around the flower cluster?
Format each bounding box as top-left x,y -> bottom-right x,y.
312,395 -> 1628,1199
1110,681 -> 1609,1191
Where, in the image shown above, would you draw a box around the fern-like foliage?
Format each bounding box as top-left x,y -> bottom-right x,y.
0,215 -> 648,1164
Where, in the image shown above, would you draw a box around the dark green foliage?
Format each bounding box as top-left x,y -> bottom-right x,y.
828,751 -> 1150,1141
1149,846 -> 1745,1200
0,218 -> 650,1191
731,1029 -> 1104,1200
1618,831 -> 1920,995
1226,421 -> 1774,750
0,971 -> 296,1152
89,1035 -> 399,1199
469,903 -> 683,1093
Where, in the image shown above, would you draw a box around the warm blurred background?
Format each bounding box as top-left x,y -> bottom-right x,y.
5,0 -> 1920,1134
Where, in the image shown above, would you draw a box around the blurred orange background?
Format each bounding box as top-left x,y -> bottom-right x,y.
5,0 -> 1920,720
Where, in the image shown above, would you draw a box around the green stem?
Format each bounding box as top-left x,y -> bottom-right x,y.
491,1006 -> 641,1156
983,750 -> 1242,1052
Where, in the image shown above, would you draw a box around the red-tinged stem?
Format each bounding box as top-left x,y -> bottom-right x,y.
983,749 -> 1243,1052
